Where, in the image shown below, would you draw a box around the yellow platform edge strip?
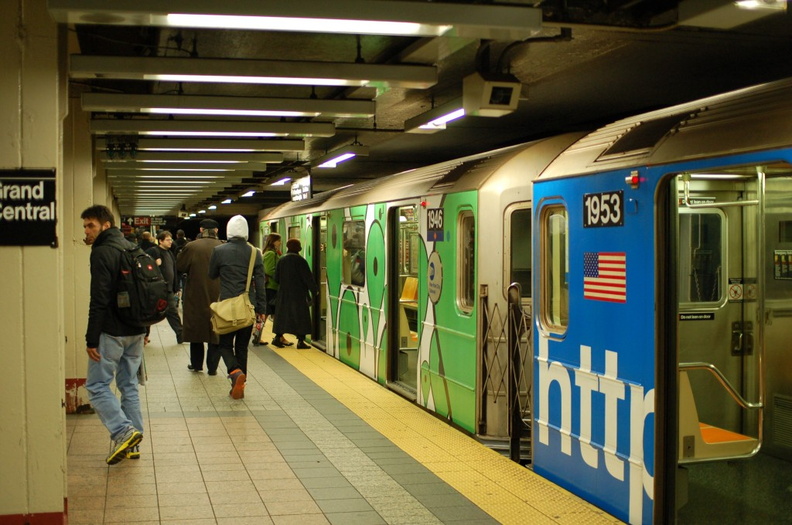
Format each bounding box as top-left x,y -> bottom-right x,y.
272,346 -> 622,525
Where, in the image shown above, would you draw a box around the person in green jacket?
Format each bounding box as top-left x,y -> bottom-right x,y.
261,233 -> 291,347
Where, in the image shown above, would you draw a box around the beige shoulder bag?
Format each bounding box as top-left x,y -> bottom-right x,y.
210,244 -> 257,335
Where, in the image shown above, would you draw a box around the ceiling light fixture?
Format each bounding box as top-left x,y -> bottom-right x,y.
405,98 -> 465,134
270,178 -> 292,186
99,151 -> 284,163
734,0 -> 787,11
312,144 -> 369,169
90,119 -> 335,138
82,93 -> 376,119
221,198 -> 232,204
96,138 -> 305,153
103,161 -> 277,171
71,55 -> 437,89
241,190 -> 256,198
48,0 -> 542,40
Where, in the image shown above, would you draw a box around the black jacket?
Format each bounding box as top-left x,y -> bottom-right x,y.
85,227 -> 146,347
272,252 -> 317,337
207,238 -> 267,314
146,245 -> 180,293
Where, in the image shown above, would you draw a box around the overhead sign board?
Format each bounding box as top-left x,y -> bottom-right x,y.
0,169 -> 57,247
291,175 -> 312,201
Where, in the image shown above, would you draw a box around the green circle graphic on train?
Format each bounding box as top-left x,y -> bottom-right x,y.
338,288 -> 361,369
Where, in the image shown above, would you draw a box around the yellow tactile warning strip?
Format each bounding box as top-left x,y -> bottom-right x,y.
272,344 -> 624,525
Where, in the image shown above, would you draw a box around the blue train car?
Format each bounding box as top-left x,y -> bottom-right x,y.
533,79 -> 792,523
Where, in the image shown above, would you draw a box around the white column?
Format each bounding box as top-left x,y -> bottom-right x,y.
0,0 -> 66,520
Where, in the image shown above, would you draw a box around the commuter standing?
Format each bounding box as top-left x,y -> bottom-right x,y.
208,215 -> 267,399
81,204 -> 144,464
272,238 -> 317,349
261,233 -> 291,347
139,230 -> 155,251
177,219 -> 222,374
145,230 -> 183,344
172,229 -> 188,257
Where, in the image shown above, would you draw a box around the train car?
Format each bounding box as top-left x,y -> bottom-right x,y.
259,132 -> 583,449
532,78 -> 792,523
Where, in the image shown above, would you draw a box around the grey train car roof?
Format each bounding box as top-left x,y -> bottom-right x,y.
541,77 -> 792,179
262,134 -> 583,220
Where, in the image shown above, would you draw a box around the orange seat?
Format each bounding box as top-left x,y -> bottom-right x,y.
699,423 -> 753,444
400,276 -> 418,303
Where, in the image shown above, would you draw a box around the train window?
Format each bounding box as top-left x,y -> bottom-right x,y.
458,210 -> 475,313
509,207 -> 532,297
679,210 -> 724,304
343,220 -> 366,286
288,225 -> 300,240
541,206 -> 568,331
398,206 -> 420,276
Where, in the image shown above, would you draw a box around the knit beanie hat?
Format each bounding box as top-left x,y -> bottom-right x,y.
226,215 -> 248,240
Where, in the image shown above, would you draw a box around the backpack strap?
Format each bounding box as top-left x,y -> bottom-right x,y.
244,243 -> 256,293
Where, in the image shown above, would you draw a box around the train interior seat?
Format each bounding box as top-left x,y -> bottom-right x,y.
678,370 -> 759,461
400,276 -> 419,332
398,277 -> 418,373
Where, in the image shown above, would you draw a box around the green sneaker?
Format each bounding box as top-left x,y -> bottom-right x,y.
106,428 -> 142,465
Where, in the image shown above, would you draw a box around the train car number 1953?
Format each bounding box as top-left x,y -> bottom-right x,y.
583,190 -> 624,228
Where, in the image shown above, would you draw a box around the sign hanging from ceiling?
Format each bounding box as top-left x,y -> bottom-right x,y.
0,169 -> 57,247
291,176 -> 312,202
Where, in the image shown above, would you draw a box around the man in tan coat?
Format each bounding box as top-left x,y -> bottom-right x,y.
176,219 -> 223,374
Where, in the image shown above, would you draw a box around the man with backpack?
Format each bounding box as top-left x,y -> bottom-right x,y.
81,204 -> 145,465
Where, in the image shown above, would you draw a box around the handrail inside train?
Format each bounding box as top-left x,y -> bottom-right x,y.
678,361 -> 763,410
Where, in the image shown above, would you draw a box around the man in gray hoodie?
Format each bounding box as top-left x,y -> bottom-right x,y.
208,215 -> 267,399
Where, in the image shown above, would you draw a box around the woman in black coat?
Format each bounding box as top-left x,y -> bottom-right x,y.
272,238 -> 317,349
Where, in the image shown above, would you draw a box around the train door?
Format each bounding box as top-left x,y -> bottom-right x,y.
478,203 -> 532,452
673,167 -> 792,523
312,213 -> 327,350
388,204 -> 420,397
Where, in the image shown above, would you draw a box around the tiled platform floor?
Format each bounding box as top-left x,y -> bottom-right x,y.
66,322 -> 620,525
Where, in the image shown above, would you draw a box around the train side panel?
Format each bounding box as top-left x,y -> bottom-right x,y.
533,169 -> 657,524
418,190 -> 479,431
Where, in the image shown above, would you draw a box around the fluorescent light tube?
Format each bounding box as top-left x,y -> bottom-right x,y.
405,99 -> 465,134
71,55 -> 437,90
48,0 -> 542,40
312,145 -> 369,169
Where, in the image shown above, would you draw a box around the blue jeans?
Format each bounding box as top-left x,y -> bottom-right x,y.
86,332 -> 144,441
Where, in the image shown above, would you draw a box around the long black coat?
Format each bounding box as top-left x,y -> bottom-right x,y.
176,235 -> 222,343
272,252 -> 317,337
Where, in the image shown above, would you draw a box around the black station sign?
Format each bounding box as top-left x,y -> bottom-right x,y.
0,169 -> 57,247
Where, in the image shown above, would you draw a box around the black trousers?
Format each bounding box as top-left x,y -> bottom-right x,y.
189,342 -> 220,373
167,294 -> 182,340
218,324 -> 254,375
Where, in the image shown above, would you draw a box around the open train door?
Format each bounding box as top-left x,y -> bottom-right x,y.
672,167 -> 792,522
387,203 -> 420,398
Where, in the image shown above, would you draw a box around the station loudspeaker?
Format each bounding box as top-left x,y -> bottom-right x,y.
463,72 -> 521,117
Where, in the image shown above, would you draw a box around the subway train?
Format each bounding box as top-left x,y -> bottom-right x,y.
259,77 -> 792,524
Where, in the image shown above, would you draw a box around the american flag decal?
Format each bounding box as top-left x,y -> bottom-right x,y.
583,252 -> 626,303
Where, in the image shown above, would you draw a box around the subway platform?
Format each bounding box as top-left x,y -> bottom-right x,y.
66,322 -> 622,525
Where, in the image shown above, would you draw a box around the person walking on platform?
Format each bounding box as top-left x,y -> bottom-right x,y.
145,230 -> 183,344
272,238 -> 317,350
260,232 -> 291,347
81,204 -> 145,465
177,219 -> 223,375
208,215 -> 267,399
